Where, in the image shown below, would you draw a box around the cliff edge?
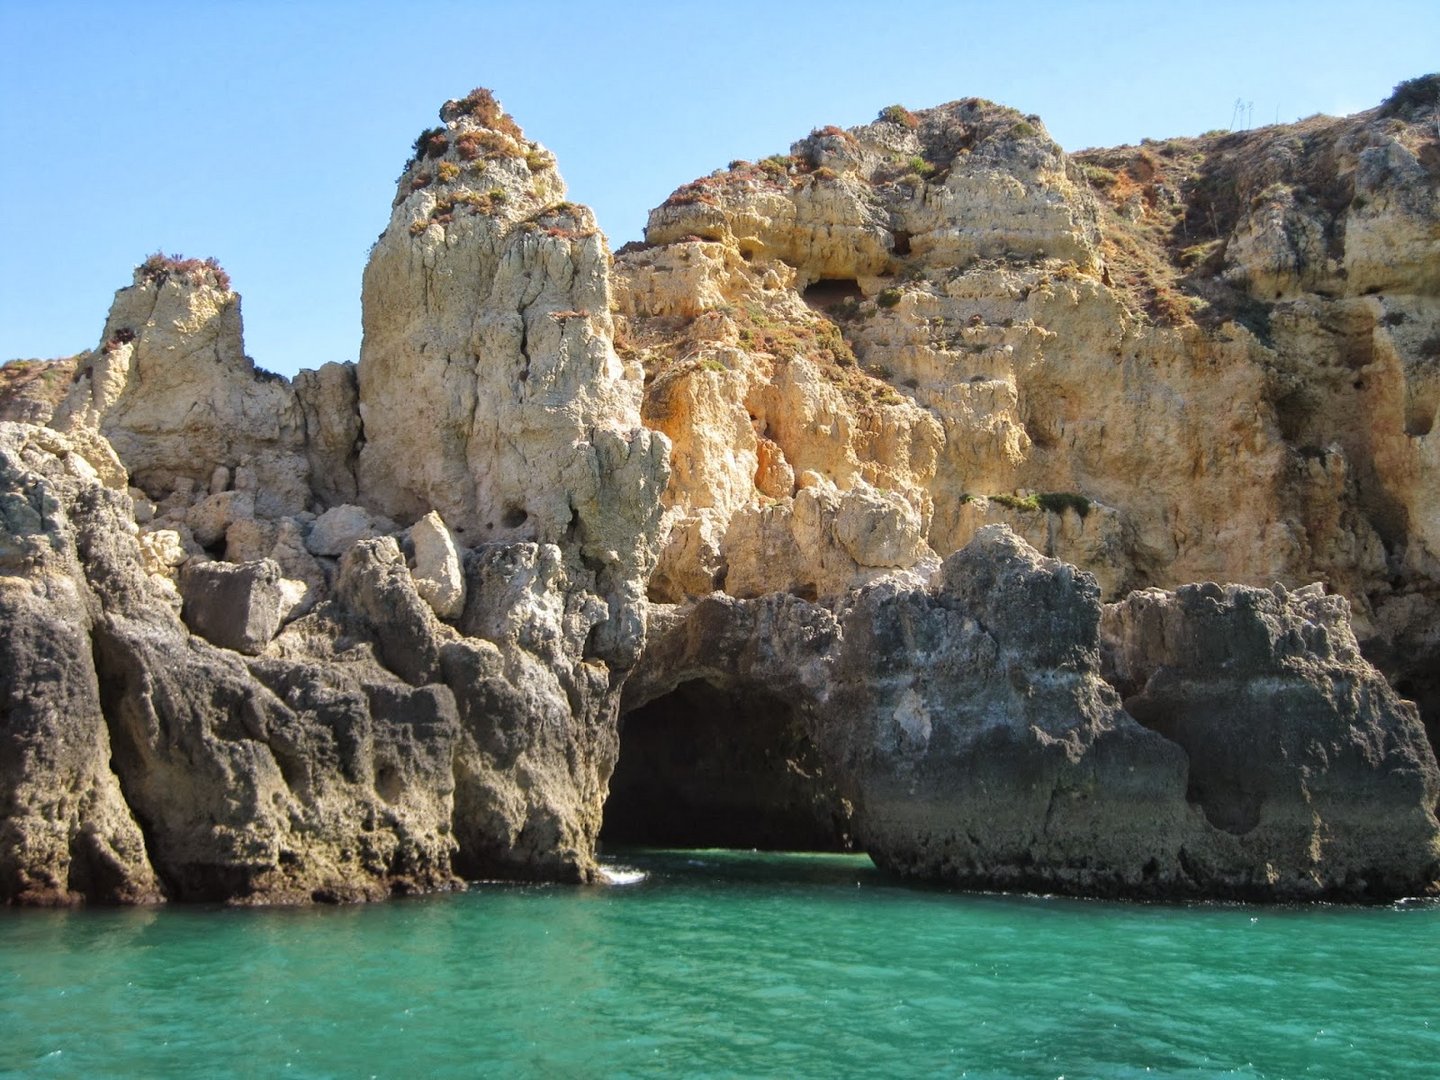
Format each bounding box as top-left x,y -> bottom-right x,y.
2,80 -> 1438,904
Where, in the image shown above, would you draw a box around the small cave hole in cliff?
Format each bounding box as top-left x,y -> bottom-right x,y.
1272,389 -> 1311,443
802,278 -> 863,313
601,680 -> 854,851
1406,393 -> 1436,438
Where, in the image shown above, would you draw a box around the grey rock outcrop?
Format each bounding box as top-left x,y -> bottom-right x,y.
180,558 -> 285,655
0,424 -> 162,905
2,407 -> 644,901
0,422 -> 463,904
1101,582 -> 1440,896
626,527 -> 1440,899
822,528 -> 1194,894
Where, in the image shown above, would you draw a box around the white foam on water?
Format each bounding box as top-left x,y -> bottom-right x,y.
599,866 -> 647,886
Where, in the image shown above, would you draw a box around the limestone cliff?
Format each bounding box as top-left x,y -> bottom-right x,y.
2,80 -> 1438,905
617,77 -> 1440,743
1,91 -> 668,902
356,90 -> 667,668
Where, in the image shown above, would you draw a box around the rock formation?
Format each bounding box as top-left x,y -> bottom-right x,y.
616,79 -> 1440,743
2,78 -> 1439,904
624,527 -> 1439,899
1101,581 -> 1440,894
1,91 -> 668,903
356,89 -> 667,670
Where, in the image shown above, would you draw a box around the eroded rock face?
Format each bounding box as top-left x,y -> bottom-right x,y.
355,91 -> 669,670
626,527 -> 1440,899
319,536 -> 619,882
0,356 -> 80,426
646,101 -> 1100,278
1,400 -> 651,902
617,79 -> 1440,735
0,424 -> 162,905
822,528 -> 1194,894
52,259 -> 312,517
1101,582 -> 1440,896
0,91 -> 669,905
0,422 -> 463,903
5,81 -> 1439,905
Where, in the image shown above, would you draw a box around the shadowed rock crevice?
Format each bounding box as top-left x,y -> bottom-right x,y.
87,629 -> 170,901
602,679 -> 853,851
1120,689 -> 1265,836
801,278 -> 864,312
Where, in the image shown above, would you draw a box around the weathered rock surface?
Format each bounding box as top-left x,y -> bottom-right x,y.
821,528 -> 1195,894
5,80 -> 1440,905
0,356 -> 80,425
355,90 -> 669,672
408,510 -> 466,620
0,424 -> 163,905
618,77 -> 1440,740
51,257 -> 313,517
306,503 -> 395,557
1101,582 -> 1440,895
1,402 -> 642,901
180,558 -> 285,655
1,422 -> 464,903
625,527 -> 1440,899
0,91 -> 668,904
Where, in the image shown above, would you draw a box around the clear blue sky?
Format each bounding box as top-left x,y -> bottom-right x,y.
2,1 -> 1435,377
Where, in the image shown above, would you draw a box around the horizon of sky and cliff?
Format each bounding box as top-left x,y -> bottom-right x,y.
2,0 -> 1436,378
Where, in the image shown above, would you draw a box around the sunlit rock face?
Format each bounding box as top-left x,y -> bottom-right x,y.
355,89 -> 668,671
52,258 -> 313,517
0,90 -> 670,904
617,77 -> 1440,739
3,77 -> 1439,905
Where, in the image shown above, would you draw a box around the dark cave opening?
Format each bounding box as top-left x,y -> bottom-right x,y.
1392,677 -> 1440,768
601,679 -> 854,851
1406,393 -> 1436,438
802,278 -> 863,311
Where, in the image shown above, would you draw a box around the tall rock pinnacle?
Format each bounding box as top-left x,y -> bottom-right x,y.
356,88 -> 668,666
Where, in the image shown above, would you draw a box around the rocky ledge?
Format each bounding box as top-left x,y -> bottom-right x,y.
3,80 -> 1439,905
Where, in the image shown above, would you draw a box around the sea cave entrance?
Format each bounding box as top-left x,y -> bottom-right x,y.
601,679 -> 854,851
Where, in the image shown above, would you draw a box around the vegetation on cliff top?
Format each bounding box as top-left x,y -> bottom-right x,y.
138,253 -> 231,292
1073,84 -> 1439,333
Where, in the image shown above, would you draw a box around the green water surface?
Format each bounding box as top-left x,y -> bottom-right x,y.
2,849 -> 1436,1078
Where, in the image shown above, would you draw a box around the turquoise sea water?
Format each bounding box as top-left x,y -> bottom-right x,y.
2,849 -> 1437,1079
